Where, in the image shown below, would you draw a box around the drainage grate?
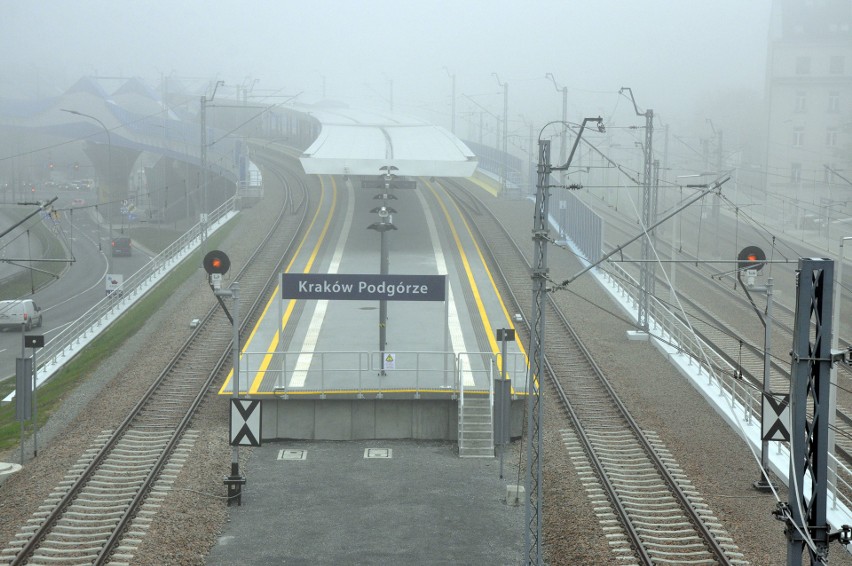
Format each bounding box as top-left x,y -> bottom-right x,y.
277,449 -> 307,461
364,448 -> 392,459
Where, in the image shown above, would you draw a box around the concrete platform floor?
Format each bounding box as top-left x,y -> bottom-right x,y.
205,439 -> 526,565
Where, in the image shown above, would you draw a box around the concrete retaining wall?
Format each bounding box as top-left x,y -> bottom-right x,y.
260,398 -> 526,441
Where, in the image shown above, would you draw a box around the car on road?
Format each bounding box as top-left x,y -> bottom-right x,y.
111,237 -> 132,256
0,299 -> 43,330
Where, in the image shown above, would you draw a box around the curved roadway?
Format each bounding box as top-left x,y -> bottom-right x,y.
0,188 -> 155,381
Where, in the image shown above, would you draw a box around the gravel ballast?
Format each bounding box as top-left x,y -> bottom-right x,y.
2,173 -> 851,565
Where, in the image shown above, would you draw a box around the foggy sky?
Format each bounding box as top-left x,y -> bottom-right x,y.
1,1 -> 773,138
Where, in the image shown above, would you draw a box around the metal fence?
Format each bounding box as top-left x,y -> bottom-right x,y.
599,260 -> 852,513
237,350 -> 528,399
33,196 -> 238,384
556,191 -> 603,265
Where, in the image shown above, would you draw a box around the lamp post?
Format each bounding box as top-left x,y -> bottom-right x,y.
368,166 -> 398,374
740,269 -> 776,493
461,93 -> 501,148
518,115 -> 536,195
61,109 -> 111,252
443,67 -> 456,135
706,119 -> 723,259
545,73 -> 568,175
492,73 -> 509,193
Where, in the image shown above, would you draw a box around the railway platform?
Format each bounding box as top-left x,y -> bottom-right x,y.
219,176 -> 528,441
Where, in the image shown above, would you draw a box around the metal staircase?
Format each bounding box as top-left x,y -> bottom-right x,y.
458,394 -> 494,458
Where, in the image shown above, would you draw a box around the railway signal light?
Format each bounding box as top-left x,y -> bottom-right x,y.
204,250 -> 231,275
204,250 -> 230,290
737,246 -> 766,272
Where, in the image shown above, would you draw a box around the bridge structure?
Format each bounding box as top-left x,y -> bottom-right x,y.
0,77 -> 484,221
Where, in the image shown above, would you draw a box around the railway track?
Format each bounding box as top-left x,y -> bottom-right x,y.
583,193 -> 852,494
1,154 -> 313,565
441,179 -> 745,565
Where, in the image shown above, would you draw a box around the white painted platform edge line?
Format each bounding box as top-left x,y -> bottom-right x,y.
418,186 -> 474,386
289,181 -> 354,388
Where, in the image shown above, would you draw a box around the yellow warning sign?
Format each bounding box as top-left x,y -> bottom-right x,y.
383,353 -> 396,370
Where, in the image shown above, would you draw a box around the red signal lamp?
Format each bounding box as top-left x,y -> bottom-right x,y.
203,250 -> 231,275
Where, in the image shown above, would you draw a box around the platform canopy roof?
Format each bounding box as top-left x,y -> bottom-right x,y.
298,106 -> 477,178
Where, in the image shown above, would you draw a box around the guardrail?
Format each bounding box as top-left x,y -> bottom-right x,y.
20,197 -> 238,392
598,260 -> 852,513
240,350 -> 527,398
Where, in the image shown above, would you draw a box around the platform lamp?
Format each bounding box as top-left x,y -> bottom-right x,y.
368,204 -> 397,375
373,165 -> 400,374
61,109 -> 111,253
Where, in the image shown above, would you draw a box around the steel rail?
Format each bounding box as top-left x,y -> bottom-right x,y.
97,159 -> 311,562
7,153 -> 312,565
441,178 -> 736,564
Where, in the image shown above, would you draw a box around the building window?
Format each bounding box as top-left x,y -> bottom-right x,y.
830,55 -> 845,74
795,91 -> 807,112
828,91 -> 840,113
791,163 -> 802,184
826,128 -> 838,146
796,56 -> 811,74
793,127 -> 805,147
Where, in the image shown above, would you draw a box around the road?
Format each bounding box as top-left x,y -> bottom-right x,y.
0,188 -> 154,380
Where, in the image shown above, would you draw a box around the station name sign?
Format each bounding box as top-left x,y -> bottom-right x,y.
282,273 -> 446,302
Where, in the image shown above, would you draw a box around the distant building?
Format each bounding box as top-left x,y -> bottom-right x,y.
764,0 -> 852,225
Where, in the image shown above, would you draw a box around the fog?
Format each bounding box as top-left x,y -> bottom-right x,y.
1,0 -> 772,156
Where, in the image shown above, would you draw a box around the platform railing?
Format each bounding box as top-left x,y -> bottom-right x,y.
602,261 -> 756,416
35,197 -> 238,381
458,355 -> 468,448
598,260 -> 852,512
244,350 -> 527,399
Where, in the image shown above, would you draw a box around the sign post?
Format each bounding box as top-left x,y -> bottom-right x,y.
736,246 -> 777,491
25,335 -> 44,457
495,328 -> 515,479
15,357 -> 32,465
105,274 -> 124,297
203,250 -> 248,506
